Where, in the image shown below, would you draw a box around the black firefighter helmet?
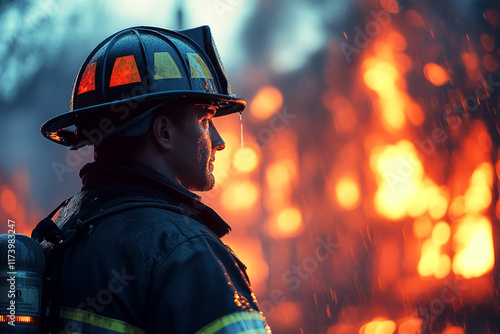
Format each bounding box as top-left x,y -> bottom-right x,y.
41,25 -> 246,149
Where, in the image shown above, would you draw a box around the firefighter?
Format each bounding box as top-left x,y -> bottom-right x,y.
36,26 -> 271,333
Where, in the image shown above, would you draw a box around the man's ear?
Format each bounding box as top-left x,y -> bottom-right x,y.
152,114 -> 174,151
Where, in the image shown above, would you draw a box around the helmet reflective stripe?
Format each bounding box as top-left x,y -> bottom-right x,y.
154,52 -> 182,79
109,55 -> 142,87
77,62 -> 96,94
77,51 -> 214,92
188,53 -> 213,79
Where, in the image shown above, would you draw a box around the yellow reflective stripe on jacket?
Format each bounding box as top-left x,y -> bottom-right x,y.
196,311 -> 269,334
59,307 -> 145,334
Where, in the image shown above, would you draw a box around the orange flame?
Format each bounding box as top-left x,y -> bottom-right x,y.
423,63 -> 450,86
363,59 -> 406,130
249,86 -> 283,120
453,215 -> 494,278
1,187 -> 17,214
370,140 -> 448,220
334,176 -> 361,210
360,318 -> 397,334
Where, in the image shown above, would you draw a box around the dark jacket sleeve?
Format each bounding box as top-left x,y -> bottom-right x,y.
144,233 -> 269,333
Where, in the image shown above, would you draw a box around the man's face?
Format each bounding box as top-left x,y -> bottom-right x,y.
171,104 -> 225,191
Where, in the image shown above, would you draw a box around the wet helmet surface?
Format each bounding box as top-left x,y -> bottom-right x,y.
41,25 -> 245,149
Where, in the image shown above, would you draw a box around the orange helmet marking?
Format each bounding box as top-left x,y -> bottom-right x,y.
109,55 -> 142,87
77,62 -> 96,94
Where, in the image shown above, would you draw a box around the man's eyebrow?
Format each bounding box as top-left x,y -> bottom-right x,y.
194,104 -> 217,116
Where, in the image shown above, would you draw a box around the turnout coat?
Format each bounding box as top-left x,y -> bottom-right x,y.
40,161 -> 269,334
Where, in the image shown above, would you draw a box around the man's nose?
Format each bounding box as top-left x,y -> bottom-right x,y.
210,122 -> 225,151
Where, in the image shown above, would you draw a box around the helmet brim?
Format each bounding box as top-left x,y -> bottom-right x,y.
41,91 -> 246,147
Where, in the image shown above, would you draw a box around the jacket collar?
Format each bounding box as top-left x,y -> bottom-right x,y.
79,161 -> 231,237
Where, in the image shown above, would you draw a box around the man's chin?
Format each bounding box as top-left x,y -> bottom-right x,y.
187,174 -> 215,192
202,174 -> 216,191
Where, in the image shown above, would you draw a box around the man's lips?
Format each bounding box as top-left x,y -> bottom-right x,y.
209,157 -> 215,172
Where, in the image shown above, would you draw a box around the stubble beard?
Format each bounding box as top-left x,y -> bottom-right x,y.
198,161 -> 215,191
202,173 -> 215,191
183,160 -> 215,192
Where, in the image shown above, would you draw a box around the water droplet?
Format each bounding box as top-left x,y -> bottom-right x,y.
239,111 -> 244,150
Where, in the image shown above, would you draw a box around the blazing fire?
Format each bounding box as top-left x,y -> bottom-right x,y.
0,168 -> 42,237
201,1 -> 500,332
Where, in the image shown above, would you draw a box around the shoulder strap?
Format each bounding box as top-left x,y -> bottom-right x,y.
31,198 -> 70,245
32,195 -> 203,249
62,200 -> 204,241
